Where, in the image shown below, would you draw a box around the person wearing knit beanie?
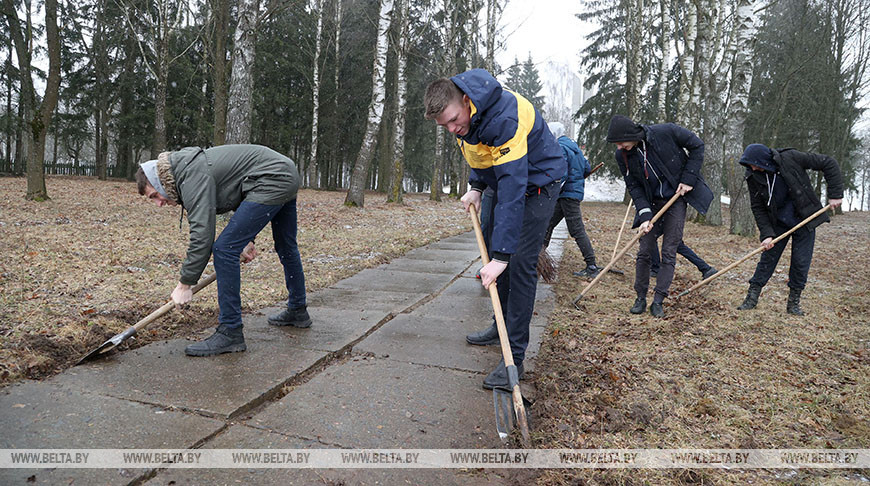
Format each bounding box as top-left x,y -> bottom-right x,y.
135,144 -> 311,357
735,143 -> 844,316
609,115 -> 714,318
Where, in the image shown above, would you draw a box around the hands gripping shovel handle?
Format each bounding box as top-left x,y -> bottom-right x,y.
677,204 -> 832,298
76,272 -> 218,365
573,192 -> 682,309
469,209 -> 531,445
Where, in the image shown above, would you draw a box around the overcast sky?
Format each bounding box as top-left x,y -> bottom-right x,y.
495,0 -> 592,76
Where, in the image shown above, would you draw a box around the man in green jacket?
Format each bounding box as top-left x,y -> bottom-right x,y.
136,144 -> 311,356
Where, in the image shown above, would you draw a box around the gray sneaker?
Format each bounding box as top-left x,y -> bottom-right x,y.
185,325 -> 246,357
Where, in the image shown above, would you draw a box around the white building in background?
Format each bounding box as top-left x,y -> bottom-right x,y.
540,61 -> 596,142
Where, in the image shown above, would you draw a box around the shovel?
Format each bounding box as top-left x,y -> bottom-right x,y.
75,272 -> 218,365
677,204 -> 832,298
469,209 -> 531,445
573,192 -> 681,309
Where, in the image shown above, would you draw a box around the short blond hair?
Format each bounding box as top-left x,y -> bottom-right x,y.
424,78 -> 464,119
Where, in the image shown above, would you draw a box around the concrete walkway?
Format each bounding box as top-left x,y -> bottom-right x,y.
1,224 -> 570,485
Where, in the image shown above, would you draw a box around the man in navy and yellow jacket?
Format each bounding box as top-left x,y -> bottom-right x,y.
424,69 -> 566,390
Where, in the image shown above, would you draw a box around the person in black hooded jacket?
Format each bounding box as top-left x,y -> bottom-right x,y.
607,115 -> 714,318
736,143 -> 843,315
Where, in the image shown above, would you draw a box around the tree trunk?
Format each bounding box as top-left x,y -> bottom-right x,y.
485,0 -> 496,72
308,0 -> 324,188
344,0 -> 393,207
625,0 -> 643,119
94,0 -> 108,179
725,0 -> 756,236
226,0 -> 260,145
4,0 -> 60,200
430,125 -> 443,201
656,0 -> 669,120
387,0 -> 408,203
677,2 -> 697,125
5,38 -> 12,171
213,0 -> 229,146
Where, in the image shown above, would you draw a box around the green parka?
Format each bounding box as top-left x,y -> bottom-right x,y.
166,145 -> 300,285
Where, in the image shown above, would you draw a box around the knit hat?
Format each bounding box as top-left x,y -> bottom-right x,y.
139,160 -> 167,198
739,143 -> 776,172
547,121 -> 566,139
138,152 -> 179,203
606,115 -> 645,142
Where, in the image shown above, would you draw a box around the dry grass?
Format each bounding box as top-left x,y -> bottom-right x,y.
0,176 -> 470,386
532,202 -> 870,485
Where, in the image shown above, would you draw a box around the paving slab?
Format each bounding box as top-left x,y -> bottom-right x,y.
331,268 -> 453,294
414,293 -> 495,325
438,231 -> 477,243
401,247 -> 481,262
355,314 -> 501,373
250,357 -> 502,449
244,307 -> 387,353
0,381 -> 223,486
48,338 -> 327,419
304,288 -> 428,315
145,425 -> 505,486
376,256 -> 472,275
442,275 -> 554,303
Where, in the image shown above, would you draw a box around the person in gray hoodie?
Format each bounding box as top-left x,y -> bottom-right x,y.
136,144 -> 311,356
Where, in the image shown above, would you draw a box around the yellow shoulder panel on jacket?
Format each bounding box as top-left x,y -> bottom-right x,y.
456,90 -> 535,170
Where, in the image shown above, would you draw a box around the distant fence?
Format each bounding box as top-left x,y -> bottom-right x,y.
43,163 -> 97,177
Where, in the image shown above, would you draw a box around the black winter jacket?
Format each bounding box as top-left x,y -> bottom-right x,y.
743,148 -> 843,241
614,123 -> 714,228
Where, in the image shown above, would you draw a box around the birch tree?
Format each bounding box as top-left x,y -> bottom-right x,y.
625,0 -> 643,119
307,0 -> 325,187
724,0 -> 756,236
656,0 -> 669,120
226,0 -> 259,144
676,1 -> 698,126
3,0 -> 61,200
388,0 -> 409,203
212,0 -> 229,145
344,0 -> 393,207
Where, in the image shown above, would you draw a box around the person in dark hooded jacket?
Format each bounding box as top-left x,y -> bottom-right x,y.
608,115 -> 714,318
736,143 -> 843,315
424,69 -> 566,390
136,144 -> 312,357
541,121 -> 601,277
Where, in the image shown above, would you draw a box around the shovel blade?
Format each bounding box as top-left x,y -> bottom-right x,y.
493,388 -> 514,440
74,326 -> 137,366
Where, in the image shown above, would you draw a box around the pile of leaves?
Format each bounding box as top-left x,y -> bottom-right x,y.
532,202 -> 869,485
0,177 -> 469,386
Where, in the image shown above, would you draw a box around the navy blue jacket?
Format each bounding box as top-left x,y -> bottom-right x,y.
557,136 -> 590,201
451,69 -> 566,257
614,123 -> 713,228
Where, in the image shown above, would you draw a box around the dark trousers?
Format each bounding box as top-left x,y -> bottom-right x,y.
635,197 -> 687,303
213,200 -> 307,329
480,188 -> 495,254
493,181 -> 559,366
543,197 -> 596,266
749,225 -> 815,290
650,238 -> 711,274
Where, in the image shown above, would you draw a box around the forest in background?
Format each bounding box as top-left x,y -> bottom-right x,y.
1,0 -> 870,225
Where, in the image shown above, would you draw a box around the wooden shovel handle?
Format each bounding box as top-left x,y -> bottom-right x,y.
130,272 -> 218,333
678,204 -> 832,298
469,209 -> 530,444
611,202 -> 633,263
575,191 -> 682,304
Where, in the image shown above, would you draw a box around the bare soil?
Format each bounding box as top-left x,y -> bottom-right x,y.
0,176 -> 470,386
532,202 -> 869,485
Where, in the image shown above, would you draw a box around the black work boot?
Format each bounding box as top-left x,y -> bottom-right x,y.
482,359 -> 524,390
466,322 -> 499,346
630,296 -> 647,314
649,302 -> 665,318
737,283 -> 762,310
572,264 -> 601,278
185,324 -> 246,357
787,288 -> 805,316
268,306 -> 312,328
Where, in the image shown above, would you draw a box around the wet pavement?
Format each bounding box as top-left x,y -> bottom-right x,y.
0,224 -> 570,485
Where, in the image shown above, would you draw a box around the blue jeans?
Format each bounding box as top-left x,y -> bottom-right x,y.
213,200 -> 306,329
494,181 -> 559,366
